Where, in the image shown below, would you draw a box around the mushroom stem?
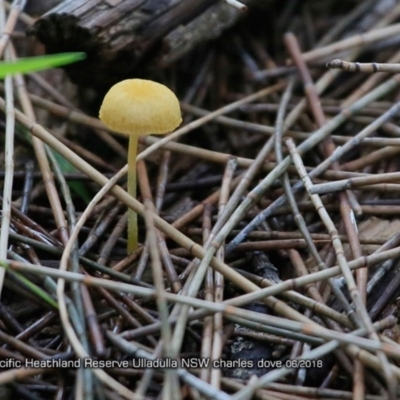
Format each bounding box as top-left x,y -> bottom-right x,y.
127,135 -> 138,252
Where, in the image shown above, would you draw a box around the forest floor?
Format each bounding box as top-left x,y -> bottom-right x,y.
1,1 -> 400,399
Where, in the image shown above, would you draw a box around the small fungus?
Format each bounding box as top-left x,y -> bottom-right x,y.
99,79 -> 182,252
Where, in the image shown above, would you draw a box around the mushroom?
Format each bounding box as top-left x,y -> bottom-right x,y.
99,79 -> 182,252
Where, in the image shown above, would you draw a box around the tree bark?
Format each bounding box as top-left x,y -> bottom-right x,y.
27,0 -> 257,88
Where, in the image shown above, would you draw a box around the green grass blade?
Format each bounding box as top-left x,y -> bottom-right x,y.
0,52 -> 86,78
0,260 -> 58,309
11,270 -> 59,309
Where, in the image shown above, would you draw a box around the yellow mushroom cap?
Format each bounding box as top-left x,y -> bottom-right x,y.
99,79 -> 182,136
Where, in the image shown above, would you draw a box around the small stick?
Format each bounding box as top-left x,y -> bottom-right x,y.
137,160 -> 181,293
171,173 -> 244,231
342,49 -> 400,106
0,48 -> 15,296
78,203 -> 123,257
298,23 -> 400,63
311,170 -> 400,194
143,190 -> 179,399
200,205 -> 214,384
345,190 -> 363,217
19,160 -> 34,215
211,157 -> 237,388
183,228 -> 389,244
342,145 -> 400,172
0,0 -> 23,58
327,59 -> 400,73
224,0 -> 247,12
155,151 -> 170,212
96,212 -> 128,266
80,286 -> 106,358
4,1 -> 33,26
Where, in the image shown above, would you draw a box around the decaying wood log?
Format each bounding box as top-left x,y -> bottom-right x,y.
27,0 -> 260,88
